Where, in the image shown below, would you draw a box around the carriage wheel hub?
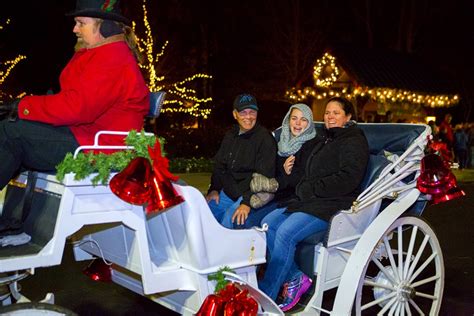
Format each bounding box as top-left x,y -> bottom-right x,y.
399,285 -> 416,300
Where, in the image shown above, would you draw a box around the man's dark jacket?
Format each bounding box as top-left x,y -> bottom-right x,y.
286,124 -> 369,221
209,123 -> 277,206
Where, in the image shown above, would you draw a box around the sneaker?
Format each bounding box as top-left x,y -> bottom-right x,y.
278,273 -> 312,312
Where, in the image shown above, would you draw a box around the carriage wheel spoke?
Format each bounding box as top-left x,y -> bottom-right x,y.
408,298 -> 425,316
388,301 -> 400,316
409,252 -> 437,283
372,257 -> 398,285
376,296 -> 398,315
407,234 -> 430,280
403,226 -> 418,279
415,291 -> 438,301
398,225 -> 404,279
404,301 -> 412,316
411,274 -> 441,288
384,236 -> 400,281
362,292 -> 397,311
364,279 -> 397,291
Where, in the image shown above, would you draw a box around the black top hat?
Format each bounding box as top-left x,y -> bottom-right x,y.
66,0 -> 130,25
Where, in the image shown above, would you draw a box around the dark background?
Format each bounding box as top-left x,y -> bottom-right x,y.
1,0 -> 473,156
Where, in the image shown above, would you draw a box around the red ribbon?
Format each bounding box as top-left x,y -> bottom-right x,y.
148,139 -> 179,182
428,140 -> 452,167
196,283 -> 258,316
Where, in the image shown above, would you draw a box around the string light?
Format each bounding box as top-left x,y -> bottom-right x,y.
0,20 -> 27,103
313,53 -> 340,87
0,19 -> 11,30
0,55 -> 27,85
133,0 -> 212,118
287,52 -> 460,108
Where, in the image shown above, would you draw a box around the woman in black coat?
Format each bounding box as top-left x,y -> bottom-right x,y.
258,97 -> 369,312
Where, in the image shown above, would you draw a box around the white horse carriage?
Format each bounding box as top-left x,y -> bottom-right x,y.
0,93 -> 459,315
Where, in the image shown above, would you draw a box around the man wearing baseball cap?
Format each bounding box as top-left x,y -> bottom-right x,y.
0,0 -> 149,242
206,94 -> 277,229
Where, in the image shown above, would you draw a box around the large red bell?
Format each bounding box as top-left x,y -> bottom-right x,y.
109,157 -> 152,205
145,165 -> 184,214
417,153 -> 465,204
196,294 -> 225,316
431,187 -> 466,204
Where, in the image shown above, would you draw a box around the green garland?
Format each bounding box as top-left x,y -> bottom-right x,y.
208,266 -> 235,293
55,130 -> 165,185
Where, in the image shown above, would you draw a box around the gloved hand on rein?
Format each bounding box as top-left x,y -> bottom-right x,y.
0,98 -> 20,121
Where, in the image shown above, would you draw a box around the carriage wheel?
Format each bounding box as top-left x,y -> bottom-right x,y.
0,302 -> 77,315
354,216 -> 444,315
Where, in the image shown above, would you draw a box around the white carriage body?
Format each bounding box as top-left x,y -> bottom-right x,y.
0,123 -> 444,316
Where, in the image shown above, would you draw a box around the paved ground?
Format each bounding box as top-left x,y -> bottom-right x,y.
423,183 -> 474,316
1,174 -> 473,315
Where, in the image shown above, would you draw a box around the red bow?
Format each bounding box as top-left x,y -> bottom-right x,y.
196,283 -> 258,316
148,139 -> 179,182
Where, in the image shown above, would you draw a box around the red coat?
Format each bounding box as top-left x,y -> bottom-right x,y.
18,40 -> 149,147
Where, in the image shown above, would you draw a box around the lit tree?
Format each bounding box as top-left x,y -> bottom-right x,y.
0,19 -> 26,103
133,0 -> 212,119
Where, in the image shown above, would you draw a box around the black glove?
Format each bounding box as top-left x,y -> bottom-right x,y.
0,99 -> 20,121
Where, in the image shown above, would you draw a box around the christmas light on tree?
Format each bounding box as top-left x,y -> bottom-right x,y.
0,19 -> 10,30
133,0 -> 212,119
0,19 -> 27,103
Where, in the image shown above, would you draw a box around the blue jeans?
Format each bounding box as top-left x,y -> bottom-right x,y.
225,200 -> 278,229
208,190 -> 276,229
208,190 -> 242,228
258,207 -> 328,300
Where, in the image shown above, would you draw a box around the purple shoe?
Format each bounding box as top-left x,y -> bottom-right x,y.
278,273 -> 312,312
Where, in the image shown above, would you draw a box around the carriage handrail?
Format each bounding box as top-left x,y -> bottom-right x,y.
73,130 -> 155,158
352,162 -> 419,211
348,183 -> 417,213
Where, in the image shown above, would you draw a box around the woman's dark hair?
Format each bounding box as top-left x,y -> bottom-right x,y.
325,97 -> 357,120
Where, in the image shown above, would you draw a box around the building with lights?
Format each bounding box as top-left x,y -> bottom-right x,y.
286,45 -> 459,123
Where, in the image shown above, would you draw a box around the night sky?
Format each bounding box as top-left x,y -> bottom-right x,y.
1,0 -> 473,124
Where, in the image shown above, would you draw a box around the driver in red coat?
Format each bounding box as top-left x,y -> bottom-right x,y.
0,0 -> 149,190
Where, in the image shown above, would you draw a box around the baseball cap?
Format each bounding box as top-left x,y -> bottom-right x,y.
233,94 -> 259,112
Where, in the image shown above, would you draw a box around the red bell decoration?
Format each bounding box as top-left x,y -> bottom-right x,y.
145,140 -> 184,214
196,294 -> 225,316
417,153 -> 465,204
110,139 -> 185,213
432,187 -> 466,204
145,170 -> 185,214
83,259 -> 112,282
109,157 -> 152,205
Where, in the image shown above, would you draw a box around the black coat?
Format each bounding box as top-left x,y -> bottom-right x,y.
274,137 -> 319,204
286,125 -> 369,221
209,123 -> 277,206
